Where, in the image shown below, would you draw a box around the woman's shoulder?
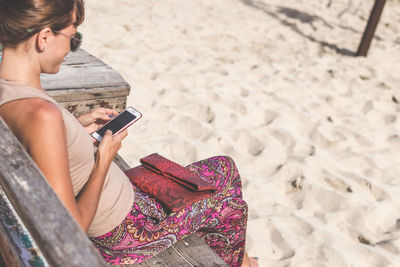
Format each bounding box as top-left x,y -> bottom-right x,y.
1,98 -> 64,145
27,98 -> 62,121
2,97 -> 61,122
22,99 -> 64,137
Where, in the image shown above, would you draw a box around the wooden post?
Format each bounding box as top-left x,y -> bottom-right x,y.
356,0 -> 386,56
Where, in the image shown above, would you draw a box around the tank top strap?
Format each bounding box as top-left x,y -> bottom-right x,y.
0,78 -> 57,107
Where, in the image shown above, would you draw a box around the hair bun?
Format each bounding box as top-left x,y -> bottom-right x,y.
0,0 -> 84,49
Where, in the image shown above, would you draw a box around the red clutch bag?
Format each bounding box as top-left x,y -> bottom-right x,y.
125,153 -> 217,213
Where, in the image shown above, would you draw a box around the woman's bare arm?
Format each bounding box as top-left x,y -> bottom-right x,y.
22,100 -> 126,232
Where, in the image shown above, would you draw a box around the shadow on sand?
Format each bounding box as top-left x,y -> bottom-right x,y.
240,0 -> 359,56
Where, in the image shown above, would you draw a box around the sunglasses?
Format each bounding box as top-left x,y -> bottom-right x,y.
53,31 -> 83,52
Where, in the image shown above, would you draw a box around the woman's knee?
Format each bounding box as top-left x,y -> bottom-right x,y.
187,155 -> 243,195
203,155 -> 239,175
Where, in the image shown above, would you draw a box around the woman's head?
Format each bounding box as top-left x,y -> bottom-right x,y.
0,0 -> 85,49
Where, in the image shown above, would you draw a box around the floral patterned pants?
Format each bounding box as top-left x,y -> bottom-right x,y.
90,156 -> 248,266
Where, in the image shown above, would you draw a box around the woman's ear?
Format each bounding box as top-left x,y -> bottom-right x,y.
36,27 -> 52,52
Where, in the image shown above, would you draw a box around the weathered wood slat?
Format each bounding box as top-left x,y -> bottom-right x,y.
0,218 -> 23,267
117,235 -> 228,267
42,67 -> 129,96
0,117 -> 107,267
47,86 -> 129,102
40,49 -> 130,116
167,234 -> 228,266
48,49 -> 100,65
0,187 -> 47,267
152,235 -> 228,267
41,50 -> 130,92
130,256 -> 166,267
114,153 -> 132,172
151,246 -> 195,267
56,96 -> 128,117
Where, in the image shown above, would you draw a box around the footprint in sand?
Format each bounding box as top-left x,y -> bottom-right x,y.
175,116 -> 211,140
309,126 -> 335,148
156,77 -> 188,92
377,238 -> 400,256
373,166 -> 400,186
269,128 -> 296,151
271,215 -> 313,241
249,108 -> 279,128
345,172 -> 390,201
230,130 -> 264,156
160,139 -> 197,164
151,106 -> 175,121
312,186 -> 352,213
266,224 -> 295,260
184,102 -> 215,123
336,203 -> 399,256
251,218 -> 294,261
162,91 -> 191,108
289,241 -> 347,267
290,142 -> 315,161
321,170 -> 353,194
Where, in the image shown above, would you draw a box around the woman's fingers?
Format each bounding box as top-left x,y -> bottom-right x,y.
104,129 -> 113,137
94,108 -> 119,117
115,129 -> 128,140
97,129 -> 127,163
92,111 -> 113,122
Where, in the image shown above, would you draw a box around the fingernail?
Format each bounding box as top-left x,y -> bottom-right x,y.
109,115 -> 115,118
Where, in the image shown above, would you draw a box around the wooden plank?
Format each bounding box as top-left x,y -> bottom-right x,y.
129,256 -> 167,267
41,50 -> 130,92
0,117 -> 107,267
114,154 -> 132,172
116,235 -> 228,267
58,96 -> 127,117
42,65 -> 129,96
48,86 -> 129,102
169,235 -> 228,267
151,246 -> 194,267
40,49 -> 130,115
0,187 -> 47,267
356,0 -> 386,56
0,221 -> 24,267
53,49 -> 101,65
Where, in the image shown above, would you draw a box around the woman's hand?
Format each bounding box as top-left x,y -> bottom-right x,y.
78,108 -> 119,134
96,129 -> 128,166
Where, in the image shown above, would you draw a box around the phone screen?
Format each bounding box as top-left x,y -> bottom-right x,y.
96,110 -> 138,137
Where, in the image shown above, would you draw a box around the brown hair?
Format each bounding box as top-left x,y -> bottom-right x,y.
0,0 -> 85,48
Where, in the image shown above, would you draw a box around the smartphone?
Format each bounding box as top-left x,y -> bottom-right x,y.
91,106 -> 142,142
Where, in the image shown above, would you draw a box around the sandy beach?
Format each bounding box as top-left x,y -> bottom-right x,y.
80,0 -> 400,266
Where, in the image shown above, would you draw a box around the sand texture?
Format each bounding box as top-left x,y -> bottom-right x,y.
80,0 -> 400,266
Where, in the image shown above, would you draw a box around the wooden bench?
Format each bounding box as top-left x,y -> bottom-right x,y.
0,50 -> 228,267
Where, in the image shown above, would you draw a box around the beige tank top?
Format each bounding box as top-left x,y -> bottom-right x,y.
0,79 -> 134,237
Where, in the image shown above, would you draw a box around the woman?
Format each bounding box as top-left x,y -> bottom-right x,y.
0,0 -> 257,266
